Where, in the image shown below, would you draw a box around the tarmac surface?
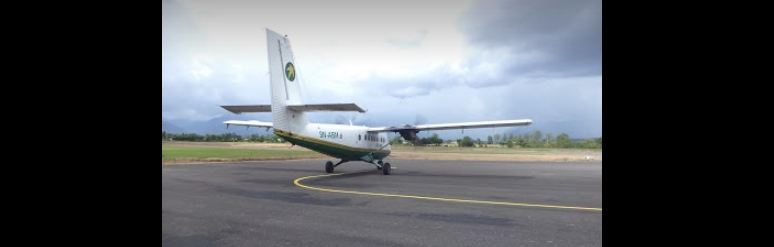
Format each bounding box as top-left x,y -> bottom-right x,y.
162,159 -> 603,247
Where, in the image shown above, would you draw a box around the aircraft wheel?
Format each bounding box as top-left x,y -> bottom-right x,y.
377,160 -> 384,170
325,161 -> 334,173
382,163 -> 391,175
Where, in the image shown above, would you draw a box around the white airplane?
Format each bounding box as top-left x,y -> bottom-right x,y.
222,29 -> 532,175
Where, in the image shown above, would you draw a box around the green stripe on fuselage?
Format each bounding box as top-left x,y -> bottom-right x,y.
275,130 -> 391,161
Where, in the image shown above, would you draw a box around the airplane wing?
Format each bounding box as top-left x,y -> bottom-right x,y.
367,120 -> 532,132
221,105 -> 272,114
223,120 -> 273,129
287,103 -> 366,113
367,119 -> 532,140
221,104 -> 366,113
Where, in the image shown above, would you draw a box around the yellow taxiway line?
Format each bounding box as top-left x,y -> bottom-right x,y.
294,173 -> 602,212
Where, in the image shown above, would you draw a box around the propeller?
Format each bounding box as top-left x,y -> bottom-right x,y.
394,115 -> 428,142
414,114 -> 428,126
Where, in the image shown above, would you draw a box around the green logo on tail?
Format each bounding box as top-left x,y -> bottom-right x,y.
285,62 -> 295,82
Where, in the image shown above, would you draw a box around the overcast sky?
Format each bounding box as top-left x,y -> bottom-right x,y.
162,0 -> 602,139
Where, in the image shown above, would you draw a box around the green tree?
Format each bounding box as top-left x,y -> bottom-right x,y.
533,131 -> 543,142
545,133 -> 555,148
391,136 -> 404,145
268,134 -> 285,143
459,136 -> 475,147
556,133 -> 572,148
248,134 -> 267,142
577,138 -> 600,149
596,137 -> 602,148
427,133 -> 443,146
521,133 -> 532,147
418,138 -> 431,146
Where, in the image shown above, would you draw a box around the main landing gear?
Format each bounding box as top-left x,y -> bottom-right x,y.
326,160 -> 348,174
382,162 -> 391,175
324,160 -> 391,175
325,161 -> 334,173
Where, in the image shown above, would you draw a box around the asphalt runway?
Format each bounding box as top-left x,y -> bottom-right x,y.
162,159 -> 603,247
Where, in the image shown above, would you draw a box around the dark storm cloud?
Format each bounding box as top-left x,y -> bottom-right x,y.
366,0 -> 602,97
461,0 -> 602,78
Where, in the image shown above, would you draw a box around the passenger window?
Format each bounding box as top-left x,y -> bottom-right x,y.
358,134 -> 361,141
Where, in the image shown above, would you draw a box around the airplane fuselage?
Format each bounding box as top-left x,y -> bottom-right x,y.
274,123 -> 392,162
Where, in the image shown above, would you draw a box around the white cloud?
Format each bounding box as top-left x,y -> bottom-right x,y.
190,56 -> 213,81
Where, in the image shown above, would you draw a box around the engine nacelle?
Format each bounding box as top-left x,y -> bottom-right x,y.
398,130 -> 419,141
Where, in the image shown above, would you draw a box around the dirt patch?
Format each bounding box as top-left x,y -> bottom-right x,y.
390,152 -> 600,162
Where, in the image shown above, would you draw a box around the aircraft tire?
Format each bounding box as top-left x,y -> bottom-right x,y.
382,163 -> 391,175
325,161 -> 334,173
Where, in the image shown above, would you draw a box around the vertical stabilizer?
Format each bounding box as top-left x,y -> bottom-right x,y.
266,29 -> 308,132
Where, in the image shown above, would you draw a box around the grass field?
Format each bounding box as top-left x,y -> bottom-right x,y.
162,143 -> 323,163
162,142 -> 601,164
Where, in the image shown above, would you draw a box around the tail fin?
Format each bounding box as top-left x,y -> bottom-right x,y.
266,29 -> 308,132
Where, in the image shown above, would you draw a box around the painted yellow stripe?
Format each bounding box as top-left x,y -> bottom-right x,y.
294,173 -> 603,212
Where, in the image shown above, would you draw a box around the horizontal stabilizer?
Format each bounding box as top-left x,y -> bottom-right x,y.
221,105 -> 272,114
223,120 -> 273,129
287,103 -> 366,113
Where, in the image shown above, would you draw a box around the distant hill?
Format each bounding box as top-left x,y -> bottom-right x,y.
162,121 -> 186,133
